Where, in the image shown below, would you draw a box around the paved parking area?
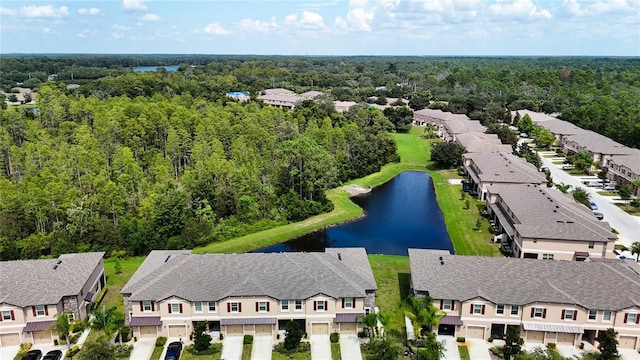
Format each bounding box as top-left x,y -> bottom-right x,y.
310,335 -> 331,360
339,334 -> 362,360
436,335 -> 460,360
129,337 -> 156,360
221,336 -> 244,360
0,345 -> 20,360
251,336 -> 273,360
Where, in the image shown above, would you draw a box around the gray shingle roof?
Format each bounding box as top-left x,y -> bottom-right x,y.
445,118 -> 486,135
565,130 -> 635,155
464,152 -> 545,184
456,133 -> 513,153
487,184 -> 616,241
123,248 -> 376,302
0,252 -> 104,307
414,109 -> 470,122
408,248 -> 640,311
609,149 -> 640,173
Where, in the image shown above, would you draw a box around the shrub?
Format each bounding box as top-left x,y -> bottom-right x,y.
69,332 -> 81,344
243,334 -> 253,345
186,344 -> 219,355
456,337 -> 466,343
115,344 -> 133,358
330,332 -> 340,343
357,331 -> 366,338
66,345 -> 80,357
92,287 -> 108,309
219,333 -> 224,341
547,342 -> 556,350
70,319 -> 87,333
155,336 -> 167,347
54,339 -> 59,346
116,327 -> 131,342
490,346 -> 503,357
19,343 -> 32,352
488,337 -> 493,343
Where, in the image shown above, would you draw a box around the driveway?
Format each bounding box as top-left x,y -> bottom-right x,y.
340,334 -> 362,360
620,348 -> 640,360
467,338 -> 492,359
539,155 -> 640,245
251,336 -> 273,360
310,335 -> 331,360
129,337 -> 156,360
0,345 -> 20,360
556,344 -> 582,358
221,336 -> 244,360
436,335 -> 460,360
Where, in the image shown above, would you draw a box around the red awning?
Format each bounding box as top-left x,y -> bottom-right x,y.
24,320 -> 55,332
130,316 -> 162,327
334,313 -> 364,323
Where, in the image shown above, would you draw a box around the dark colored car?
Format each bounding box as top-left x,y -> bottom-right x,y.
21,350 -> 42,360
42,350 -> 63,360
164,341 -> 183,360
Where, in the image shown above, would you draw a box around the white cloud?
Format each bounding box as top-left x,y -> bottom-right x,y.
335,0 -> 375,31
285,11 -> 327,30
78,8 -> 101,15
20,5 -> 69,18
113,24 -> 131,31
0,7 -> 17,16
43,27 -> 51,33
123,0 -> 148,11
239,18 -> 278,33
140,13 -> 160,21
490,0 -> 552,20
203,23 -> 230,35
112,32 -> 125,39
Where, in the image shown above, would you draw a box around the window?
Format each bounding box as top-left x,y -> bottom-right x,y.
471,304 -> 485,315
602,311 -> 612,322
587,310 -> 597,321
625,313 -> 638,324
441,300 -> 453,310
208,302 -> 216,312
194,302 -> 203,313
169,303 -> 182,314
257,301 -> 269,312
343,298 -> 354,309
588,241 -> 595,249
229,302 -> 240,313
143,301 -> 152,312
315,301 -> 326,312
510,305 -> 519,316
532,307 -> 546,319
35,305 -> 46,316
281,300 -> 289,311
1,310 -> 14,321
563,309 -> 576,320
496,305 -> 505,315
365,307 -> 371,315
294,300 -> 303,311
542,254 -> 554,260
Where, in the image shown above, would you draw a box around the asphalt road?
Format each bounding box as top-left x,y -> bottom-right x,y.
539,155 -> 640,247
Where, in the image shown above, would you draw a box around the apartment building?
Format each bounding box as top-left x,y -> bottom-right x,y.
608,149 -> 640,196
0,252 -> 106,346
121,248 -> 377,340
409,249 -> 640,351
455,132 -> 513,154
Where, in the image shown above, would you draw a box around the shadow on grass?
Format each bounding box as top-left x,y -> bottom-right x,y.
397,272 -> 411,301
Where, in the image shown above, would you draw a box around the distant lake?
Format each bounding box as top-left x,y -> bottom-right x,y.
132,66 -> 179,72
255,171 -> 453,256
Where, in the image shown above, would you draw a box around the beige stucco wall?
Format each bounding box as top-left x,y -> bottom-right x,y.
518,238 -> 611,260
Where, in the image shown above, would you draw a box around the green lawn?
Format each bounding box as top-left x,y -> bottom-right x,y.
272,350 -> 311,360
241,344 -> 253,360
458,345 -> 471,360
102,256 -> 146,309
150,345 -> 164,360
331,342 -> 342,360
368,254 -> 411,341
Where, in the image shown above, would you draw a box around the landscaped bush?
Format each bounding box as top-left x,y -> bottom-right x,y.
275,341 -> 310,355
19,343 -> 32,352
155,336 -> 167,347
330,332 -> 340,343
488,337 -> 494,343
456,337 -> 466,343
547,342 -> 556,350
185,343 -> 221,355
92,287 -> 108,309
490,346 -> 503,357
357,331 -> 366,338
114,344 -> 133,358
66,345 -> 80,357
243,334 -> 253,345
70,319 -> 87,333
116,327 -> 131,342
69,332 -> 81,344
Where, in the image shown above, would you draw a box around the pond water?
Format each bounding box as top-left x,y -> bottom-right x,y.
132,66 -> 179,72
255,171 -> 453,256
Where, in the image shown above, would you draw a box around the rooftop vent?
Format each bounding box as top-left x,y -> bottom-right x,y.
439,256 -> 443,261
164,255 -> 171,263
337,253 -> 342,261
440,261 -> 445,265
53,265 -> 58,270
56,260 -> 62,265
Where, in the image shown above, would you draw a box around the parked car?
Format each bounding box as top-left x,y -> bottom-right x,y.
587,181 -> 603,188
540,166 -> 549,172
590,202 -> 598,210
593,211 -> 604,220
21,350 -> 42,360
165,341 -> 183,360
603,183 -> 617,191
42,350 -> 63,360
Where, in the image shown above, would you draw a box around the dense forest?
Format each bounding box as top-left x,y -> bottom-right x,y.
0,55 -> 639,259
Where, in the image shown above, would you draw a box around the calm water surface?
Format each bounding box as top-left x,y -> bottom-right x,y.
256,171 -> 452,256
132,66 -> 179,72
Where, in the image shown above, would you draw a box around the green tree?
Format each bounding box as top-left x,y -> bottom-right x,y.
618,184 -> 632,207
366,337 -> 401,360
53,311 -> 72,356
571,187 -> 591,208
556,183 -> 572,194
503,326 -> 524,360
283,320 -> 303,351
90,306 -> 125,348
486,124 -> 518,146
630,241 -> 640,263
358,312 -> 380,339
532,127 -> 555,149
402,295 -> 443,338
595,328 -> 619,360
430,141 -> 465,168
545,169 -> 553,187
516,114 -> 535,134
191,321 -> 212,351
78,339 -> 116,360
417,332 -> 445,360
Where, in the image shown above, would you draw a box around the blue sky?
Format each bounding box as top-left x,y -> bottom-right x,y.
1,0 -> 638,56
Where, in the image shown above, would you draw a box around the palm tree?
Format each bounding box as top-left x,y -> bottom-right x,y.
52,311 -> 72,358
631,242 -> 640,263
402,295 -> 444,339
571,187 -> 591,208
90,306 -> 125,351
357,312 -> 380,338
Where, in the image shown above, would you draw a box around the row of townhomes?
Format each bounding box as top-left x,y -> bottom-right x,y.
409,248 -> 640,351
257,88 -> 323,109
515,110 -> 640,196
0,252 -> 105,346
120,248 -> 377,340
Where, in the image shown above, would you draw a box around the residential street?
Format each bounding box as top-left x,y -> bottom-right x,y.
539,155 -> 640,246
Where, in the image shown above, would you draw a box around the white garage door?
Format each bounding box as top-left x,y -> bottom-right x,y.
340,323 -> 356,334
467,326 -> 485,339
619,336 -> 638,349
312,323 -> 328,335
168,325 -> 186,338
33,330 -> 52,344
140,326 -> 157,338
227,325 -> 243,336
1,333 -> 21,346
527,331 -> 544,342
557,333 -> 575,345
255,324 -> 272,335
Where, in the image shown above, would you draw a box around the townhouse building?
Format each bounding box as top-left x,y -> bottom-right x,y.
409,249 -> 640,351
258,88 -> 323,109
462,152 -> 545,200
121,248 -> 377,340
0,252 -> 105,346
562,130 -> 636,169
608,149 -> 640,196
486,184 -> 617,261
455,132 -> 513,154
